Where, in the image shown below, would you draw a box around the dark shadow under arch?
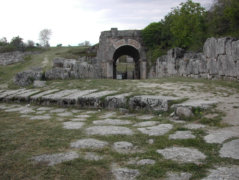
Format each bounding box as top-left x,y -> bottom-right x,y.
113,45 -> 140,79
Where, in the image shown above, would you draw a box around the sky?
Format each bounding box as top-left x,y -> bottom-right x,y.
0,0 -> 213,46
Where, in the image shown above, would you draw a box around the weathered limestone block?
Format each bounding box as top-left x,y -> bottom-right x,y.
232,40 -> 239,61
129,95 -> 181,112
105,93 -> 131,109
207,58 -> 218,75
78,90 -> 117,108
60,89 -> 96,106
14,68 -> 44,87
0,51 -> 25,66
216,37 -> 229,56
204,37 -> 217,59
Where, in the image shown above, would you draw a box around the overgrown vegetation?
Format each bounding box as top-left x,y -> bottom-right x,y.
0,36 -> 41,53
142,0 -> 239,63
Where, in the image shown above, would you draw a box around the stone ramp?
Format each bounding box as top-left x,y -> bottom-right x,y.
0,88 -> 203,112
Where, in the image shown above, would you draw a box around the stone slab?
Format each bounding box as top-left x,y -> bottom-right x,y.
184,123 -> 206,130
169,131 -> 195,140
204,126 -> 239,144
78,90 -> 117,108
57,112 -> 73,117
156,147 -> 206,164
166,172 -> 192,180
111,164 -> 140,180
105,93 -> 131,109
86,126 -> 134,135
0,89 -> 25,99
137,115 -> 155,120
134,121 -> 159,127
202,166 -> 239,180
63,122 -> 84,130
30,115 -> 51,120
219,139 -> 239,159
93,119 -> 132,125
83,152 -> 103,161
138,124 -> 173,136
60,89 -> 97,105
30,89 -> 59,100
137,159 -> 155,165
129,95 -> 181,112
32,151 -> 79,166
71,138 -> 108,149
174,100 -> 217,109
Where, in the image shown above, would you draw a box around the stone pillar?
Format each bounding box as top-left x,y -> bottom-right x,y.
140,61 -> 147,79
106,61 -> 113,78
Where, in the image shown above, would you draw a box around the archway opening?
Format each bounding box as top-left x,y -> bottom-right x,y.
113,45 -> 140,79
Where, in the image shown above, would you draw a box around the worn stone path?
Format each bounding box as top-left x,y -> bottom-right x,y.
0,93 -> 239,179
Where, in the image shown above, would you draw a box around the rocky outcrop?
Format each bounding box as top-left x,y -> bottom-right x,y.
154,37 -> 239,80
45,57 -> 101,80
14,68 -> 44,87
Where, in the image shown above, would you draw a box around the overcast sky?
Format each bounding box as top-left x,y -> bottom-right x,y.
0,0 -> 213,46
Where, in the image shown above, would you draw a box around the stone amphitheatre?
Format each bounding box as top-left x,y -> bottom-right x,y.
0,28 -> 239,179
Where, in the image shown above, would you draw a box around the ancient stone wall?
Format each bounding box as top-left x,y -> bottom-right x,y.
152,37 -> 239,80
45,57 -> 102,80
0,51 -> 26,65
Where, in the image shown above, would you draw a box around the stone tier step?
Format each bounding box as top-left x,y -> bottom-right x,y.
0,89 -> 216,112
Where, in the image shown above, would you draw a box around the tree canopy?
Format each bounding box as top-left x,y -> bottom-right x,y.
142,0 -> 239,63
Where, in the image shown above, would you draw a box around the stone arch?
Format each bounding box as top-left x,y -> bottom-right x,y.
112,45 -> 140,79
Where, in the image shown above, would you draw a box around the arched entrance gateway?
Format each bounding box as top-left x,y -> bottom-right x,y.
113,45 -> 140,79
96,28 -> 147,79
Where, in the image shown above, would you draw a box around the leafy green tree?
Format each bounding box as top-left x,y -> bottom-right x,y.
10,36 -> 25,51
207,0 -> 239,37
168,0 -> 206,50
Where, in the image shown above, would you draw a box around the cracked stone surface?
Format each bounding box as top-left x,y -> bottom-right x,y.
184,123 -> 206,130
86,126 -> 134,135
204,126 -> 239,144
111,164 -> 140,180
219,139 -> 239,159
93,119 -> 132,125
169,131 -> 195,140
70,138 -> 108,149
156,147 -> 206,164
138,124 -> 173,136
202,166 -> 239,180
166,172 -> 192,180
63,122 -> 84,130
133,121 -> 159,127
32,151 -> 79,166
30,115 -> 51,120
